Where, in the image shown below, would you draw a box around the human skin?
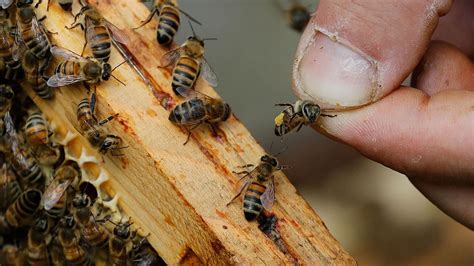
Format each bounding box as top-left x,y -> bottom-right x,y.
293,0 -> 474,229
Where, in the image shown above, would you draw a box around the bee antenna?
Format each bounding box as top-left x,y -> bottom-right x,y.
269,140 -> 274,154
112,60 -> 127,72
274,146 -> 288,157
202,38 -> 218,41
111,75 -> 126,86
188,20 -> 197,37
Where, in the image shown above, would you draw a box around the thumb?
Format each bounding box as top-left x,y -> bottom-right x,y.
293,0 -> 452,107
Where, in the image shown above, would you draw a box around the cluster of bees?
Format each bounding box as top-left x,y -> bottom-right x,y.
0,0 -> 323,262
0,0 -> 165,264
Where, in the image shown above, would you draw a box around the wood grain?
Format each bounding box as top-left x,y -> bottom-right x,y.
23,0 -> 356,264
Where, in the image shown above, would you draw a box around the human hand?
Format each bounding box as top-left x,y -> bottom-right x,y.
293,0 -> 474,229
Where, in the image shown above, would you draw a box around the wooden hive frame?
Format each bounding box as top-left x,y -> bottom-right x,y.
21,0 -> 356,264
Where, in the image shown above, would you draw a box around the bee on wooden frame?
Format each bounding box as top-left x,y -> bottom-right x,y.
134,0 -> 202,46
67,1 -> 128,62
0,188 -> 42,231
76,92 -> 127,155
160,21 -> 218,95
47,46 -> 125,88
227,153 -> 286,221
275,0 -> 311,32
274,100 -> 336,137
168,87 -> 231,145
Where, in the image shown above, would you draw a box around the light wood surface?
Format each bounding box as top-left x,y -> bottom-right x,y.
23,0 -> 356,264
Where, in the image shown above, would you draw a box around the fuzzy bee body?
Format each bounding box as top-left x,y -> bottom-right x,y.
156,3 -> 180,45
1,189 -> 42,230
108,220 -> 133,266
16,5 -> 51,61
26,216 -> 50,265
87,23 -> 111,62
171,56 -> 200,95
287,4 -> 310,32
228,155 -> 280,221
274,100 -> 336,136
25,112 -> 49,145
169,95 -> 231,126
58,215 -> 91,266
0,164 -> 22,211
22,50 -> 53,99
73,193 -> 109,248
9,149 -> 44,190
0,10 -> 22,80
1,245 -> 20,266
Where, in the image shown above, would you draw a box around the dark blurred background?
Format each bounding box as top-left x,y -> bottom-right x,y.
149,0 -> 474,264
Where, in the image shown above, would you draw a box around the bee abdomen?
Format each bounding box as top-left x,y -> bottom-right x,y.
25,112 -> 49,145
21,161 -> 44,189
89,26 -> 111,62
27,74 -> 53,99
169,99 -> 206,125
157,7 -> 180,45
46,194 -> 67,219
5,189 -> 42,228
171,57 -> 199,95
243,183 -> 266,221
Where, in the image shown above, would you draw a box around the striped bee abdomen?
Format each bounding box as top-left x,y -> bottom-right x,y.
10,151 -> 44,190
25,112 -> 49,145
46,193 -> 67,219
157,5 -> 180,45
88,25 -> 111,62
0,178 -> 22,210
169,99 -> 206,125
21,24 -> 50,60
5,189 -> 42,228
243,182 -> 266,221
55,60 -> 81,76
171,56 -> 199,95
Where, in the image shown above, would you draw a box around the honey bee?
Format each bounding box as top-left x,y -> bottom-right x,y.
22,50 -> 54,99
76,93 -> 125,155
0,9 -> 23,81
134,0 -> 201,46
1,245 -> 21,266
0,0 -> 14,9
0,84 -> 14,117
108,218 -> 134,266
0,162 -> 22,211
25,215 -> 50,265
57,214 -> 91,265
168,87 -> 231,145
25,111 -> 65,166
130,236 -> 163,266
160,22 -> 217,95
275,0 -> 311,32
47,46 -> 125,88
227,155 -> 281,221
274,100 -> 336,136
67,3 -> 128,62
72,193 -> 110,249
43,161 -> 80,219
14,0 -> 52,67
3,112 -> 45,189
0,189 -> 42,230
46,0 -> 73,11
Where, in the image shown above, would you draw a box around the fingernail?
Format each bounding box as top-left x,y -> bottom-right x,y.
294,32 -> 378,107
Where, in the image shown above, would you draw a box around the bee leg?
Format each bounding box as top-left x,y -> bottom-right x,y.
226,183 -> 248,207
183,123 -> 201,145
47,0 -> 50,11
232,170 -> 250,176
65,22 -> 84,30
321,113 -> 337,118
90,89 -> 97,115
98,114 -> 119,126
237,164 -> 255,169
81,31 -> 88,57
132,8 -> 158,30
296,123 -> 304,132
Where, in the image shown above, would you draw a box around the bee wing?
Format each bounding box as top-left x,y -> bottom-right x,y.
3,112 -> 30,169
260,179 -> 276,210
47,74 -> 86,87
12,28 -> 26,62
105,19 -> 130,45
0,0 -> 14,9
43,179 -> 72,210
159,47 -> 182,68
174,87 -> 215,102
50,46 -> 87,61
200,57 -> 218,87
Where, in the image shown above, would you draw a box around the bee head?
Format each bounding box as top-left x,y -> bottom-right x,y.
302,102 -> 321,123
0,85 -> 14,100
60,215 -> 75,228
33,216 -> 49,233
17,6 -> 34,21
72,193 -> 90,208
221,103 -> 232,121
114,221 -> 132,240
261,155 -> 279,168
289,6 -> 311,32
101,63 -> 112,81
99,135 -> 121,154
